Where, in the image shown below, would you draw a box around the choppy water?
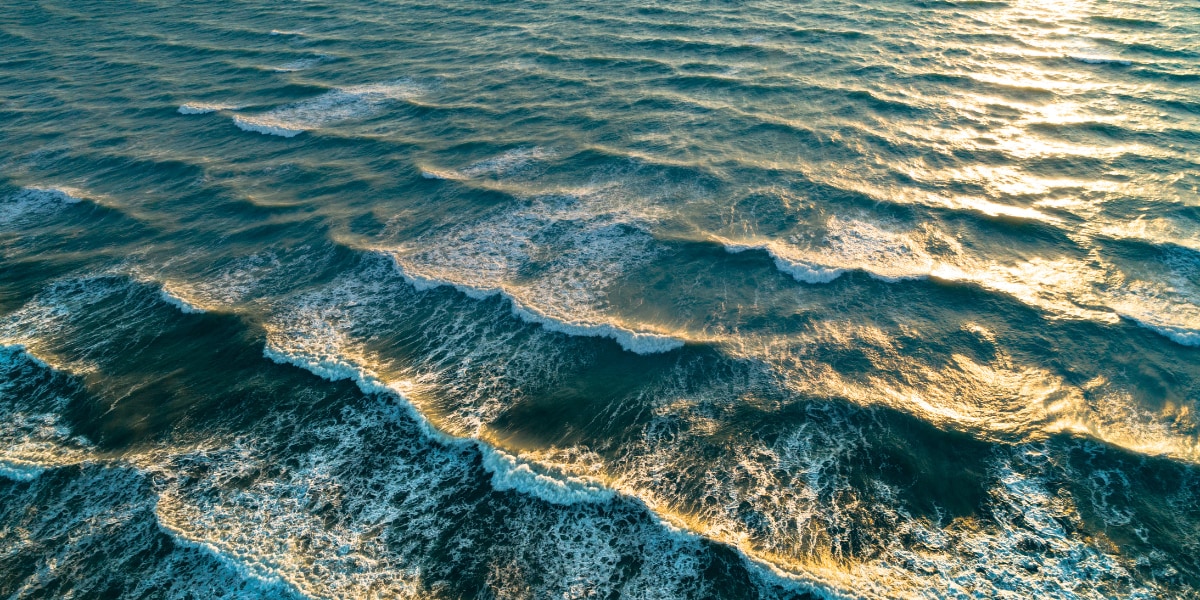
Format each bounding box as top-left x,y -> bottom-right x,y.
2,0 -> 1199,598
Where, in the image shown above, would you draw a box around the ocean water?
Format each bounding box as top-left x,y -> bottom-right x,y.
1,0 -> 1199,597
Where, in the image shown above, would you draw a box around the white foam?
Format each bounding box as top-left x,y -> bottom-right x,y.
0,187 -> 84,225
154,514 -> 304,597
482,448 -> 615,505
0,343 -> 51,370
177,103 -> 237,115
723,242 -> 846,284
1110,280 -> 1200,347
230,79 -> 424,137
0,458 -> 46,481
459,147 -> 554,178
1125,318 -> 1200,347
718,217 -> 937,286
232,116 -> 305,138
261,346 -> 424,422
419,169 -> 461,180
159,286 -> 207,314
419,148 -> 553,181
1071,55 -> 1132,66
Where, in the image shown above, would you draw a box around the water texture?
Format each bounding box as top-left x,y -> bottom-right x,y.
2,0 -> 1199,598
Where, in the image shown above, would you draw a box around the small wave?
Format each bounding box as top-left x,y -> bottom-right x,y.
387,187 -> 684,354
158,286 -> 207,314
0,458 -> 46,481
419,147 -> 554,181
230,79 -> 424,137
395,264 -> 685,354
716,217 -> 936,285
723,242 -> 846,284
177,103 -> 237,115
272,55 -> 332,72
460,147 -> 554,177
1116,304 -> 1200,348
1071,55 -> 1132,66
0,187 -> 84,225
419,169 -> 463,180
232,116 -> 306,137
483,449 -> 615,505
1129,322 -> 1200,347
0,343 -> 52,370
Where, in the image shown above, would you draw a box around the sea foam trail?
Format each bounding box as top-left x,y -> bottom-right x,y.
394,264 -> 686,354
1118,309 -> 1200,347
1071,55 -> 1133,66
385,181 -> 686,355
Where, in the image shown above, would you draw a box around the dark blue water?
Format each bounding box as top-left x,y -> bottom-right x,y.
2,0 -> 1199,597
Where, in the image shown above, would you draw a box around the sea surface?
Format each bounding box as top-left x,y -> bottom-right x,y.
2,0 -> 1199,598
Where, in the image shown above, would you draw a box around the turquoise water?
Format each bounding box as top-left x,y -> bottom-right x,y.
2,0 -> 1199,597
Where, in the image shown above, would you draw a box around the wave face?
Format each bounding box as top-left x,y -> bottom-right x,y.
2,0 -> 1199,597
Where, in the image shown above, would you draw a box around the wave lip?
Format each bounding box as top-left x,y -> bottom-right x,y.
158,285 -> 207,314
723,241 -> 846,284
1112,288 -> 1200,347
232,116 -> 306,137
0,187 -> 84,226
394,263 -> 685,355
716,217 -> 937,285
482,448 -> 616,505
153,509 -> 306,598
0,458 -> 46,481
261,341 -> 618,505
460,147 -> 554,177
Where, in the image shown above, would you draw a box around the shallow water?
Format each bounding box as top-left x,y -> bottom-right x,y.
2,0 -> 1199,598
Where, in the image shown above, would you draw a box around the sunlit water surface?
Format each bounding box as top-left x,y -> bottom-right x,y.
2,0 -> 1199,598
